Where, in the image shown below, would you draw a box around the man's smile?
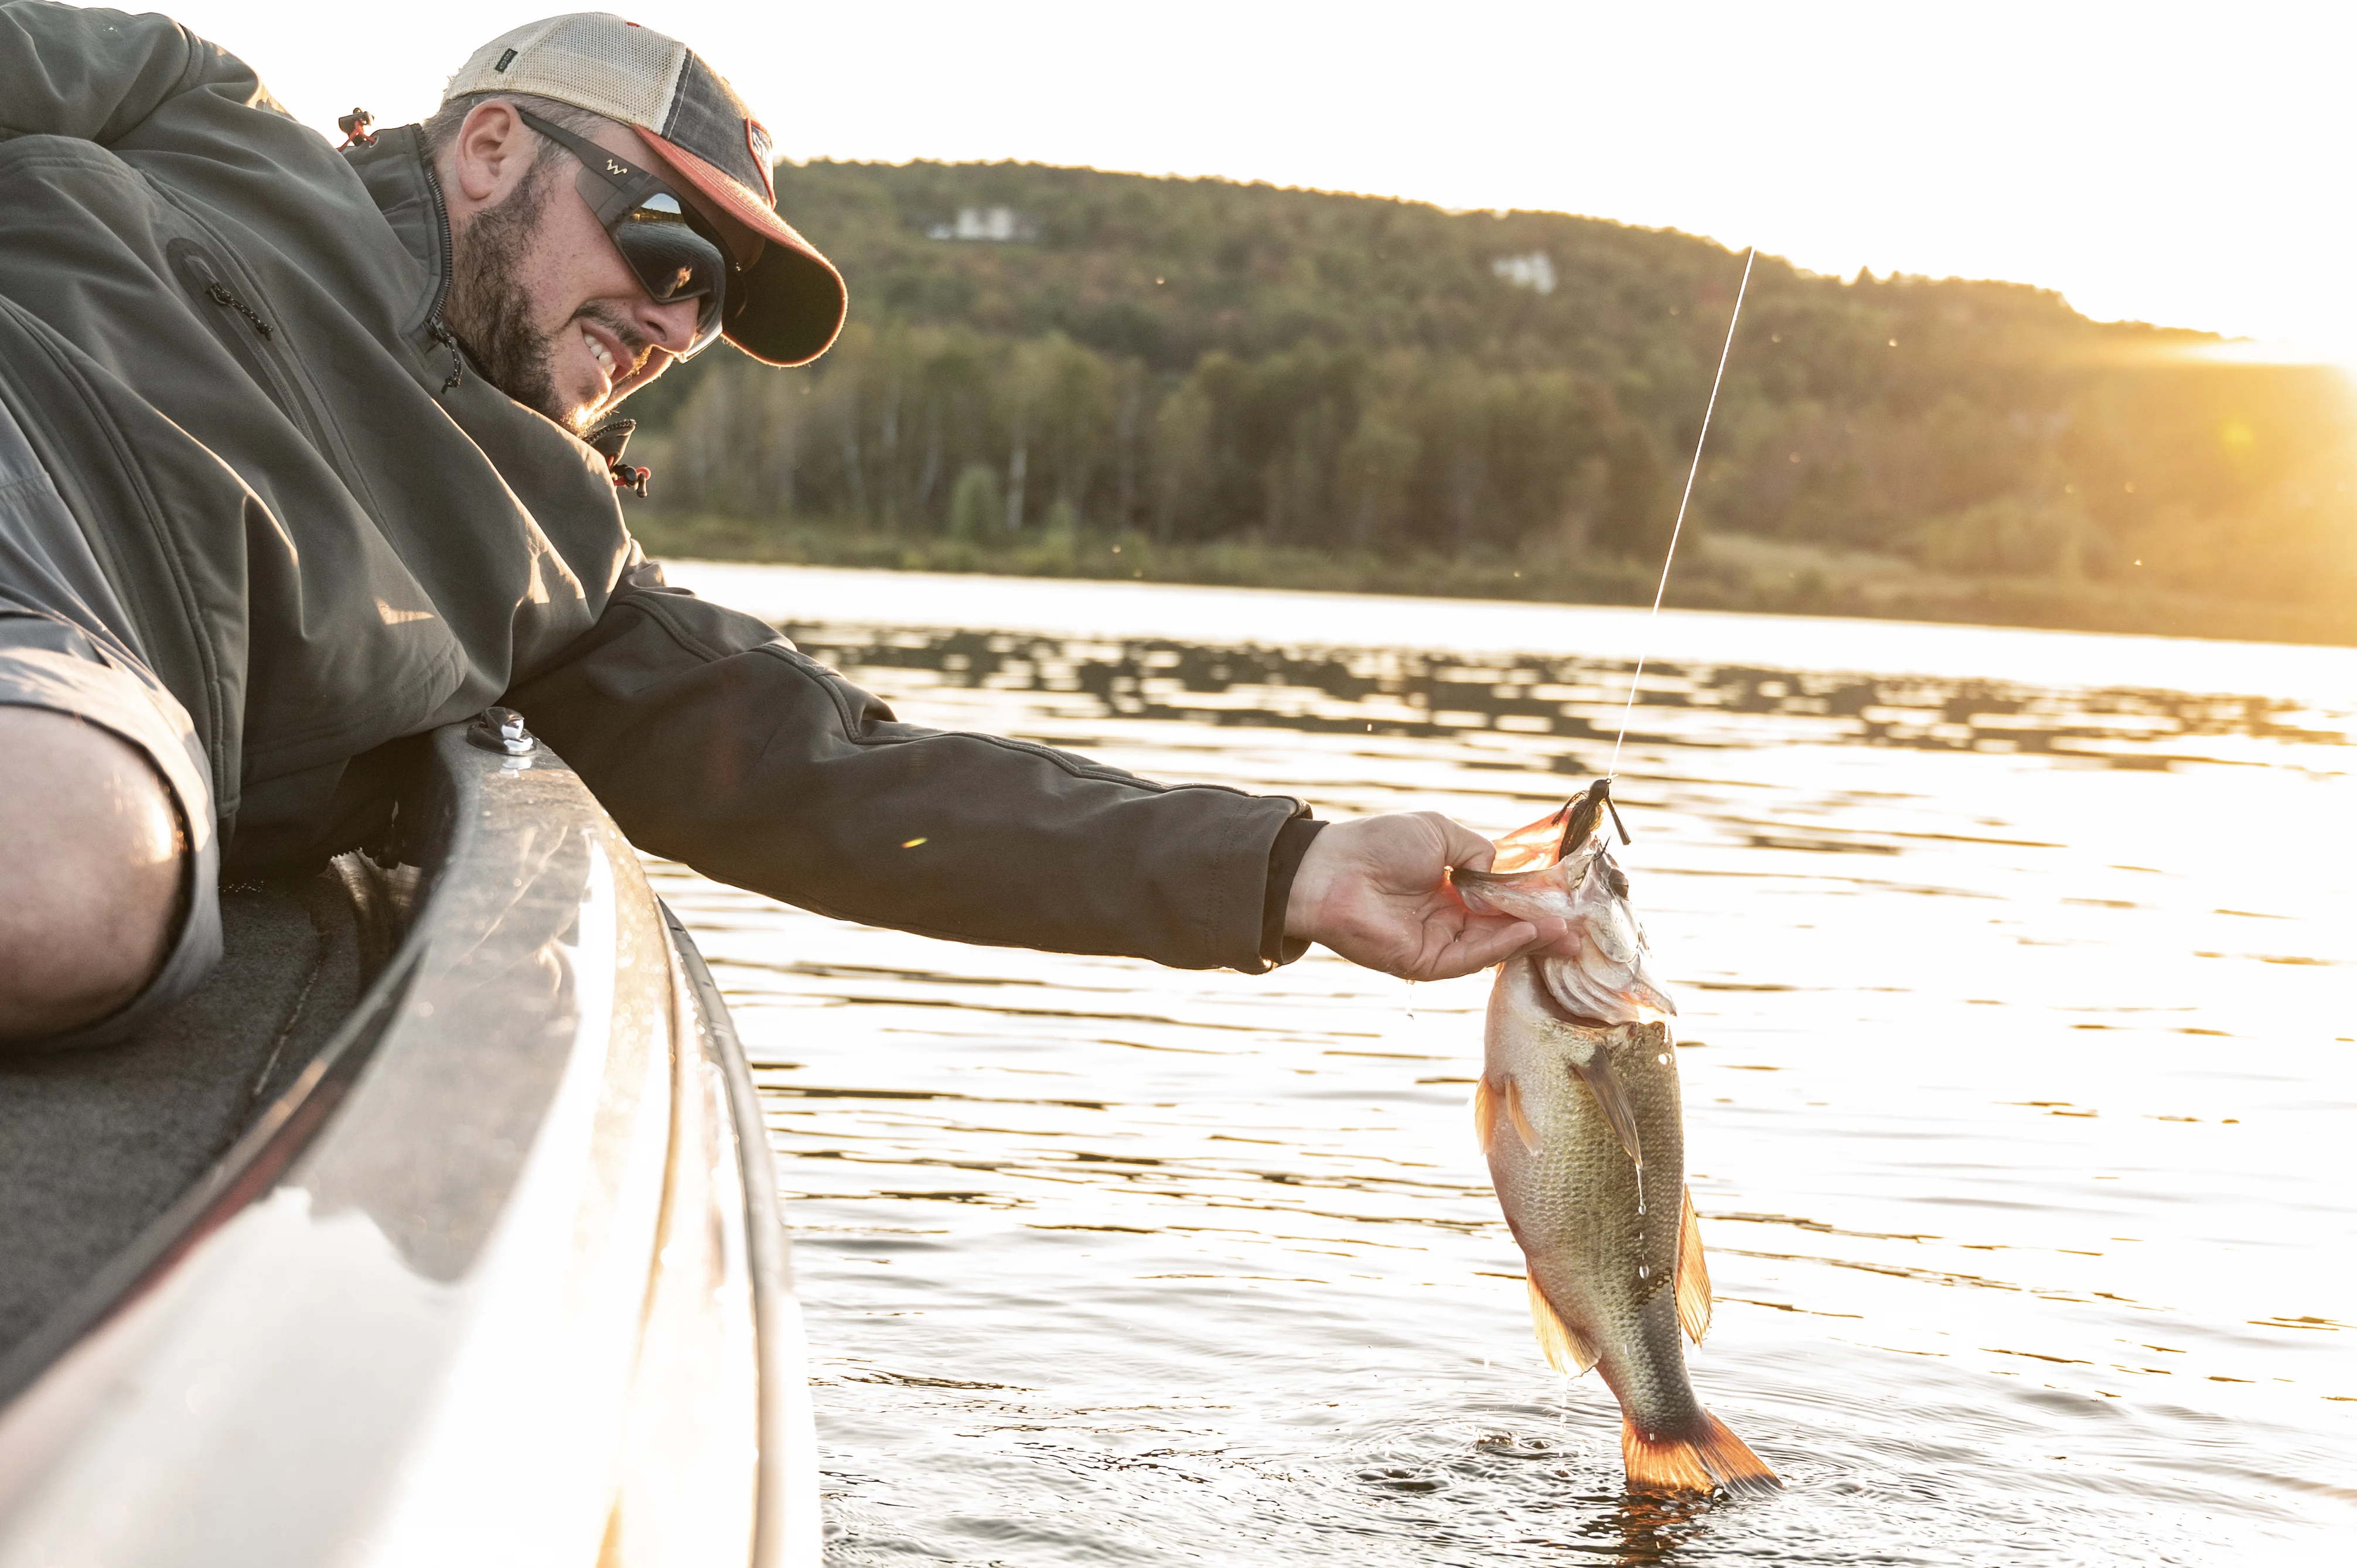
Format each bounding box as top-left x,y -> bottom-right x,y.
576,317 -> 633,400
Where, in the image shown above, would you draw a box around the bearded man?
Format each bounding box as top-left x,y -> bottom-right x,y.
0,6 -> 1561,1050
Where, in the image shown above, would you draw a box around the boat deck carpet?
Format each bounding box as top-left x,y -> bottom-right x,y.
0,871 -> 365,1366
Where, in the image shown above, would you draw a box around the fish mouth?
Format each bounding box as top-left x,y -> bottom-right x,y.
1469,778 -> 1625,883
1451,862 -> 1571,925
1455,863 -> 1557,887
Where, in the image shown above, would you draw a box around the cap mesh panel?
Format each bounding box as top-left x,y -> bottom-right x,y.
442,12 -> 685,128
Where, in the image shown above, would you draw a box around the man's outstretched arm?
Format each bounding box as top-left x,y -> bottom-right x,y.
510,572 -> 1543,979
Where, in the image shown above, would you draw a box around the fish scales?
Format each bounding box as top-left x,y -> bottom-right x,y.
1486,997 -> 1688,1412
1461,781 -> 1779,1497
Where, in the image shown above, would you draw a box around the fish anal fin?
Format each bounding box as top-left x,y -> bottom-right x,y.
1569,1050 -> 1643,1168
1621,1410 -> 1780,1496
1503,1076 -> 1542,1155
1676,1186 -> 1713,1344
1473,1078 -> 1499,1153
1526,1278 -> 1598,1375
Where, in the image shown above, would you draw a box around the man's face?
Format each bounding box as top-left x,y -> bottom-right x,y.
438,103 -> 724,432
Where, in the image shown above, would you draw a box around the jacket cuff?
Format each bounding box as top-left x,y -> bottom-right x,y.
1259,815 -> 1327,968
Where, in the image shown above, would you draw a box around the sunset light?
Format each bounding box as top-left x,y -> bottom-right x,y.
171,0 -> 2357,357
0,3 -> 2346,1564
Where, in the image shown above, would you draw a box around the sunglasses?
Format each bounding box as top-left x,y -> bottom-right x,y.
516,108 -> 730,358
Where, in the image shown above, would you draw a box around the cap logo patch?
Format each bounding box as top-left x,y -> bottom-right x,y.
494,47 -> 517,72
746,118 -> 777,204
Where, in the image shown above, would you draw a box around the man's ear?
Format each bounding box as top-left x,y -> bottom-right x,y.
451,100 -> 534,206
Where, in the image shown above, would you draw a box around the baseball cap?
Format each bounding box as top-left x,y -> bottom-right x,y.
443,13 -> 845,367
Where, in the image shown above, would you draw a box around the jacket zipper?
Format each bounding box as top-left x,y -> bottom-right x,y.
204,279 -> 273,341
419,162 -> 465,392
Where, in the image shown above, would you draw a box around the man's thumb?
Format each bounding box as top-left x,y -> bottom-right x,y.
1434,814 -> 1496,873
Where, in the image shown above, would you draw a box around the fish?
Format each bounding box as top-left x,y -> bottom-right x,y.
1456,780 -> 1779,1497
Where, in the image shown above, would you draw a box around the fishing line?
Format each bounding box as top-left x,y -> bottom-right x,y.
1606,247 -> 1756,781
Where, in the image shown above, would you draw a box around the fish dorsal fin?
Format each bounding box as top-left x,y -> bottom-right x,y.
1676,1186 -> 1713,1344
1473,1077 -> 1499,1152
1503,1075 -> 1543,1154
1526,1277 -> 1599,1375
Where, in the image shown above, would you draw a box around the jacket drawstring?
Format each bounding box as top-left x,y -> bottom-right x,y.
584,418 -> 650,497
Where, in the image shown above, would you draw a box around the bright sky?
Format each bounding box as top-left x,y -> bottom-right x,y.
165,0 -> 2357,361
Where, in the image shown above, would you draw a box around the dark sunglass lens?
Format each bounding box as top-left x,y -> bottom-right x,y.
615,220 -> 720,304
634,192 -> 685,219
612,219 -> 726,353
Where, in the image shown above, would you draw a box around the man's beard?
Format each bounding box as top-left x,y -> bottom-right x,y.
443,168 -> 591,432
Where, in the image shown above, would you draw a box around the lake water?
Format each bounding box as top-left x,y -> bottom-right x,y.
651,564 -> 2353,1567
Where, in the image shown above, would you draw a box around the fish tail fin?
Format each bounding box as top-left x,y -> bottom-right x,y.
1621,1410 -> 1781,1497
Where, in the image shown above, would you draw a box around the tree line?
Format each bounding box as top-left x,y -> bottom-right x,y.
653,322 -> 1679,562
633,160 -> 2357,616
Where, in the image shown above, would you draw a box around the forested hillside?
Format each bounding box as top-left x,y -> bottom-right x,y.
628,160 -> 2357,642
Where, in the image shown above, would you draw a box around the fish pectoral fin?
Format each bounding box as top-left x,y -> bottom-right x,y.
1570,1049 -> 1643,1168
1473,1078 -> 1499,1152
1676,1186 -> 1713,1345
1503,1075 -> 1543,1155
1526,1277 -> 1599,1375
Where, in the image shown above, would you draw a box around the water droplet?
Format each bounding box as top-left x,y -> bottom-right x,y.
1657,1053 -> 1670,1064
1638,1265 -> 1649,1279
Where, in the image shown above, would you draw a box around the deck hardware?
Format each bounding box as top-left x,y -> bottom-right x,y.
467,706 -> 537,756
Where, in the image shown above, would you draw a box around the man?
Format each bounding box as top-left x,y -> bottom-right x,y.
0,6 -> 1560,1048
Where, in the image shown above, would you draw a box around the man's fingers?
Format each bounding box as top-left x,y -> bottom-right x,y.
1413,917 -> 1534,982
1519,914 -> 1573,955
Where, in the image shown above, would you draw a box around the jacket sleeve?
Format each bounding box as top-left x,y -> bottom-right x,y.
506,575 -> 1311,972
0,3 -> 264,147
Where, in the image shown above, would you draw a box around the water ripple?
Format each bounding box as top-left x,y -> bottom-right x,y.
652,576 -> 2353,1566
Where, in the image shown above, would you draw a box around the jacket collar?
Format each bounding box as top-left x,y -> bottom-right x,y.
343,125 -> 458,365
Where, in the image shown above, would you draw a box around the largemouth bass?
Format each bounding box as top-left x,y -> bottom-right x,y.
1457,780 -> 1779,1496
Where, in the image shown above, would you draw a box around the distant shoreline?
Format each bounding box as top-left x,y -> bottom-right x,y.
630,513 -> 2357,650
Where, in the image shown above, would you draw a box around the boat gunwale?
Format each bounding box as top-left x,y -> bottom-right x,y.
662,900 -> 815,1568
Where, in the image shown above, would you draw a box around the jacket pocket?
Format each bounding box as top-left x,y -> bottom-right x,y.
164,237 -> 325,450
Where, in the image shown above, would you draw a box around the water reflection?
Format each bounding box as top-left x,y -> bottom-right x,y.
775,623 -> 2353,765
650,571 -> 2353,1566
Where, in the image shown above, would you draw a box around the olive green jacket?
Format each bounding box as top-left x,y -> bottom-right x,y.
0,1 -> 1307,971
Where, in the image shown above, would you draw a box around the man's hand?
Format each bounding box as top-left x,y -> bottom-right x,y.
1284,812 -> 1565,982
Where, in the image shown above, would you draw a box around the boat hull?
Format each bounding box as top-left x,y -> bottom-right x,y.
0,720 -> 815,1566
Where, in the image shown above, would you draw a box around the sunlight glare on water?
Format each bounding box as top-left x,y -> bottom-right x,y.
651,565 -> 2354,1566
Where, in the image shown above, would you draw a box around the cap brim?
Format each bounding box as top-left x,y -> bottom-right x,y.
640,129 -> 847,368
